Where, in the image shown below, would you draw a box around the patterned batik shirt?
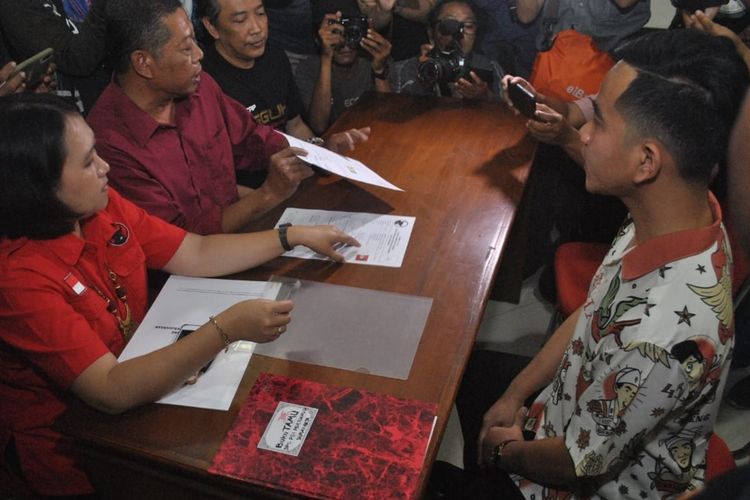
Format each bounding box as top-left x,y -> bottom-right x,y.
517,194 -> 734,499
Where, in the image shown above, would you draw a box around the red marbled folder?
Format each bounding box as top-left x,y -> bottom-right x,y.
209,373 -> 437,499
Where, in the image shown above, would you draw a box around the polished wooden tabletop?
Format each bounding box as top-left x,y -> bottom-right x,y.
65,92 -> 536,498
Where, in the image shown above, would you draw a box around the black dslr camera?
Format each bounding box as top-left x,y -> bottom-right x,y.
329,15 -> 369,47
418,19 -> 481,86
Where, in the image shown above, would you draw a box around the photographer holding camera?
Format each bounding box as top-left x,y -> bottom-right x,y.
390,0 -> 504,100
295,11 -> 391,133
295,9 -> 392,134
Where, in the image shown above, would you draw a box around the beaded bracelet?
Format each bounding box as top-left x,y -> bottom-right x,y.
208,315 -> 231,352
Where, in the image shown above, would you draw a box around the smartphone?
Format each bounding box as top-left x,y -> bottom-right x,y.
176,325 -> 214,375
12,48 -> 53,88
670,0 -> 728,12
508,81 -> 538,120
469,67 -> 494,85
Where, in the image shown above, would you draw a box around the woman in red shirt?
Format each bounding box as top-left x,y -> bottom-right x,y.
0,93 -> 359,497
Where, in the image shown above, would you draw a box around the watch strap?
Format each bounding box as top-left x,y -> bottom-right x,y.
372,65 -> 389,80
490,439 -> 518,467
278,223 -> 293,251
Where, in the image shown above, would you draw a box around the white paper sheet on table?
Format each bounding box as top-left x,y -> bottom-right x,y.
276,208 -> 416,268
118,275 -> 280,410
281,132 -> 403,191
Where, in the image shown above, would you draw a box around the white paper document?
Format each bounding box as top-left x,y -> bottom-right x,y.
118,275 -> 280,410
276,208 -> 415,268
281,132 -> 403,191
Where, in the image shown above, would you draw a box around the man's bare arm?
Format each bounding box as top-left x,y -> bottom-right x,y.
501,437 -> 577,487
221,148 -> 313,232
479,307 -> 582,450
357,0 -> 395,29
395,0 -> 436,23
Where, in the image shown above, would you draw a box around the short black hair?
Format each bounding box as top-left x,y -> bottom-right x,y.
196,0 -> 222,28
106,0 -> 183,75
614,29 -> 750,190
0,94 -> 82,240
671,340 -> 704,364
428,0 -> 477,27
615,69 -> 726,187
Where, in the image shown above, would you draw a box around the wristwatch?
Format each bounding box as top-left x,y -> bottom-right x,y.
372,65 -> 389,80
490,439 -> 517,467
278,223 -> 293,251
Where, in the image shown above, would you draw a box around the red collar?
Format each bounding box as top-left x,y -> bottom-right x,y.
105,80 -> 202,149
620,193 -> 723,281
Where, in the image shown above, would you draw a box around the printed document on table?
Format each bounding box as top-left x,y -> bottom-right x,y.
118,275 -> 281,410
276,208 -> 415,268
281,132 -> 403,191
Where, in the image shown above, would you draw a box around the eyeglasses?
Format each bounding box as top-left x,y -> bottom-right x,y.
460,21 -> 477,34
435,18 -> 477,35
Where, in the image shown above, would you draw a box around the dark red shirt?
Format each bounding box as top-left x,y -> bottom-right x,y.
87,73 -> 287,235
0,189 -> 186,495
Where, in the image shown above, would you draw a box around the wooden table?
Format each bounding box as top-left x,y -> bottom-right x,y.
65,92 -> 536,498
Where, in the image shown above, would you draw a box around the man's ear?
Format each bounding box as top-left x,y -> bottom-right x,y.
633,139 -> 662,185
202,17 -> 220,40
130,50 -> 155,79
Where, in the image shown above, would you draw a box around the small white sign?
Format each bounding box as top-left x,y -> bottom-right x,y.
258,402 -> 318,457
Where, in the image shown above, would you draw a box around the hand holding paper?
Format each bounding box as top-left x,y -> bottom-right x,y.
277,208 -> 415,268
287,224 -> 361,262
281,132 -> 403,191
118,277 -> 283,410
263,147 -> 315,203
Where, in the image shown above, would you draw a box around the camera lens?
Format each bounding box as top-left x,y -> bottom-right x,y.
346,25 -> 364,44
417,60 -> 443,86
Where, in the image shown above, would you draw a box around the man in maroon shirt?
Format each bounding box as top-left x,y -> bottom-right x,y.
88,0 -> 367,234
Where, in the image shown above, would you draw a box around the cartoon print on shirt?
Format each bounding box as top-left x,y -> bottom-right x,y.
551,353 -> 572,404
606,429 -> 649,477
623,341 -> 672,369
591,273 -> 648,346
575,428 -> 591,451
515,210 -> 732,500
576,449 -> 605,476
587,367 -> 642,436
670,337 -> 721,398
648,432 -> 702,497
687,239 -> 733,344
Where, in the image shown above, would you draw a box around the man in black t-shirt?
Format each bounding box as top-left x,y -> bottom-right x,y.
198,0 -> 369,187
199,0 -> 315,139
202,40 -> 307,132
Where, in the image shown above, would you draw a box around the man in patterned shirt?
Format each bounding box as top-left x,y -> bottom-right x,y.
451,30 -> 748,499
